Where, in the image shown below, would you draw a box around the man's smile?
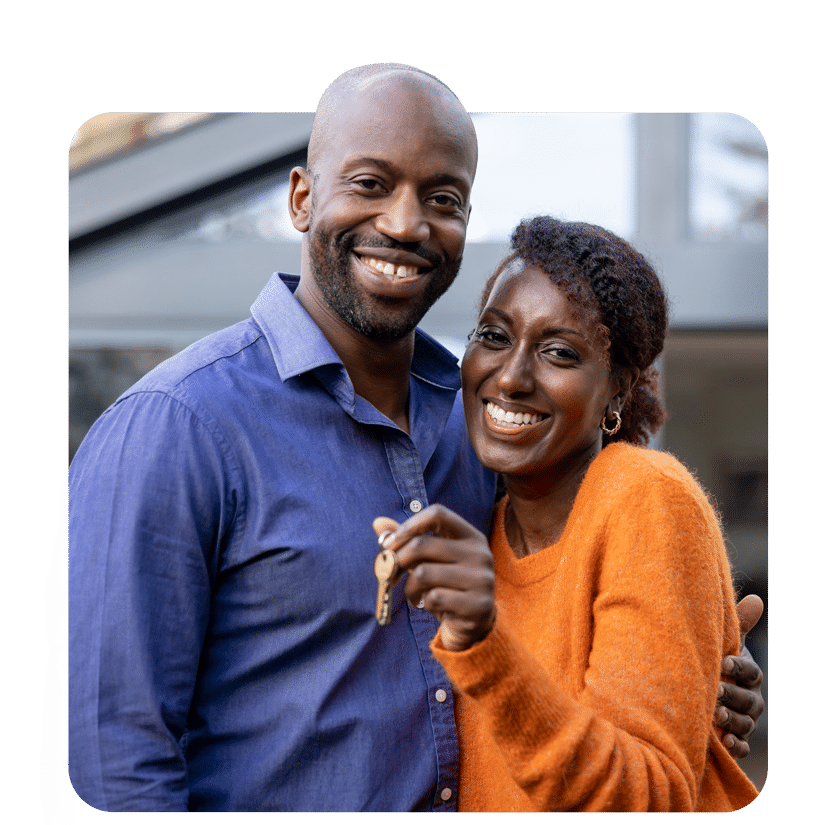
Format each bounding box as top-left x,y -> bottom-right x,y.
357,254 -> 422,282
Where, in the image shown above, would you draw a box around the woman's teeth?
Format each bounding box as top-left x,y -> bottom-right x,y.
486,402 -> 544,427
363,256 -> 419,280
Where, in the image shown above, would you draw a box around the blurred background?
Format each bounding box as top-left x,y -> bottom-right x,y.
68,111 -> 767,788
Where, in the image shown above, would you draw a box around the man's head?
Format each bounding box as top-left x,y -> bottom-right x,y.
289,64 -> 478,342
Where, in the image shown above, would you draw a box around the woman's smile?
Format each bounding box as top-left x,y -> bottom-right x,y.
484,400 -> 548,432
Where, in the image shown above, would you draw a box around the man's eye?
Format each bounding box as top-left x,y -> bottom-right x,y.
355,178 -> 383,192
429,193 -> 461,209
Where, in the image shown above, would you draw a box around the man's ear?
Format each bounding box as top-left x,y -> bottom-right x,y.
289,166 -> 312,233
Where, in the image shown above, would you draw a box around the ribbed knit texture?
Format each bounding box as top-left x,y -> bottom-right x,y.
432,443 -> 759,811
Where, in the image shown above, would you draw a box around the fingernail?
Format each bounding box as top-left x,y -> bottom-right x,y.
717,684 -> 725,698
725,736 -> 735,749
378,530 -> 395,548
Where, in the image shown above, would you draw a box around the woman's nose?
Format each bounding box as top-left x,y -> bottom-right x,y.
495,348 -> 535,395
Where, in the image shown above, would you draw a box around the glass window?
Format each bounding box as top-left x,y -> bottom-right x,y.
689,113 -> 768,242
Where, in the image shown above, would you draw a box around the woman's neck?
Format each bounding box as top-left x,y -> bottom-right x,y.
503,448 -> 598,559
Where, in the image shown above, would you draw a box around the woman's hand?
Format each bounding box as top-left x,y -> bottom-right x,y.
373,505 -> 496,651
714,594 -> 765,758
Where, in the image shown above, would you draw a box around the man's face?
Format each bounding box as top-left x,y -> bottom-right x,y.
294,78 -> 477,341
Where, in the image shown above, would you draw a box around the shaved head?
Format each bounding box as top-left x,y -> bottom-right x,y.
307,63 -> 477,174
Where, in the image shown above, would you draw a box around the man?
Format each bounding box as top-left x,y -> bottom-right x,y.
69,64 -> 763,811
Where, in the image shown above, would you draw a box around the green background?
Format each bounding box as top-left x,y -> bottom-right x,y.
13,1 -> 808,823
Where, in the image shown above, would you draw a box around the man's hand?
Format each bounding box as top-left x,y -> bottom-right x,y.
714,594 -> 765,758
373,505 -> 496,651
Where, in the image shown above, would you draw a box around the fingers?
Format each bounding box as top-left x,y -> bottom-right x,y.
377,504 -> 485,553
372,516 -> 400,540
722,651 -> 764,690
721,733 -> 751,759
735,594 -> 764,641
714,699 -> 756,742
371,506 -> 496,649
714,678 -> 762,759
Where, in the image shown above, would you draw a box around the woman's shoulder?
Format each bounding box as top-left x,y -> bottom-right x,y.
588,442 -> 710,504
579,444 -> 723,549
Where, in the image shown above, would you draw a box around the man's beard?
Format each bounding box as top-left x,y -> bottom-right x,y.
308,226 -> 462,342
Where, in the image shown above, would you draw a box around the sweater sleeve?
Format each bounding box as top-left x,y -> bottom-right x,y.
432,464 -> 732,812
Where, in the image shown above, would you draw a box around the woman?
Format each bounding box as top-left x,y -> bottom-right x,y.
374,216 -> 760,811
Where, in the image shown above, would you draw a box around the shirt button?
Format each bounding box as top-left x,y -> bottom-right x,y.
435,689 -> 447,703
409,500 -> 423,513
440,787 -> 453,801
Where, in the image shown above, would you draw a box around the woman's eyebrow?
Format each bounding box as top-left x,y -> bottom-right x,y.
482,306 -> 586,340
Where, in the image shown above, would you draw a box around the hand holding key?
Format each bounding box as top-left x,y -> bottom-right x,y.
372,506 -> 496,650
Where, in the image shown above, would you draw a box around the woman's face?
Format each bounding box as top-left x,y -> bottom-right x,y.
461,263 -> 619,481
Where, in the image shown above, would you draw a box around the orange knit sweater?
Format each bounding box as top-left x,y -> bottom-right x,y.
432,443 -> 759,812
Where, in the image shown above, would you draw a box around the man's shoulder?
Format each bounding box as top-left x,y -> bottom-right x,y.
122,318 -> 269,404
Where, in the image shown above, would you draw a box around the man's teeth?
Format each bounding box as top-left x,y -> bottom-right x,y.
363,256 -> 419,280
486,402 -> 544,427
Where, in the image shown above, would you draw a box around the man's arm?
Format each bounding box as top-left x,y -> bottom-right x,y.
715,594 -> 765,758
69,392 -> 226,810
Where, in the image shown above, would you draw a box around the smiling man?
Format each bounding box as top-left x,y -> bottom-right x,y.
69,65 -> 495,813
68,64 -> 763,812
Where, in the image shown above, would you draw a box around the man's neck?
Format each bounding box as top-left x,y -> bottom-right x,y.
294,278 -> 414,433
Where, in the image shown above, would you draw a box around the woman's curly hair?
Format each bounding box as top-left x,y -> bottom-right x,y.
479,216 -> 669,445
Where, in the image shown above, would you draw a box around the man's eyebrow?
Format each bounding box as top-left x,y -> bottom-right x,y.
344,156 -> 394,172
343,157 -> 471,189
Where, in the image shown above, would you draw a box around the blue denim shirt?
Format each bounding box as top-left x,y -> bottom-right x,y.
69,273 -> 496,811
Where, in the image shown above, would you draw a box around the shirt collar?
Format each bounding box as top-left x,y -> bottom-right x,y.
251,272 -> 461,392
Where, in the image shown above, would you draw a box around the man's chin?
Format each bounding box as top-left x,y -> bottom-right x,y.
341,304 -> 422,342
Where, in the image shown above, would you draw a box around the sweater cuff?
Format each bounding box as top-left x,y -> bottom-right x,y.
431,610 -> 545,699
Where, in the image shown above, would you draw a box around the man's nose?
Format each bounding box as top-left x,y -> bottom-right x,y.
375,188 -> 430,243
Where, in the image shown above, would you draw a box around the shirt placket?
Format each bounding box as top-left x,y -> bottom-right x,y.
384,435 -> 460,811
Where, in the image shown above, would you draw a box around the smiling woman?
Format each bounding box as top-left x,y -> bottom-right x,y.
375,215 -> 760,811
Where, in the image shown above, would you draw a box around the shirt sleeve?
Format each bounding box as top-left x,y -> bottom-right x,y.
432,470 -> 732,812
69,390 -> 237,811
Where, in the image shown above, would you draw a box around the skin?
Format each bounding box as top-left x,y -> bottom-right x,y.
376,264 -> 763,751
461,263 -> 638,557
288,70 -> 477,433
715,594 -> 765,756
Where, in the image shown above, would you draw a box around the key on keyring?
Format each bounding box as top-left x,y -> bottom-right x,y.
374,544 -> 399,626
372,517 -> 401,626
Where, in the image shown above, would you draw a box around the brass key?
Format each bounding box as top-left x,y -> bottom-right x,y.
373,517 -> 401,626
374,547 -> 399,626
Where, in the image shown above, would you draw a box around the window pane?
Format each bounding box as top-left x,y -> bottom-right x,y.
690,113 -> 767,242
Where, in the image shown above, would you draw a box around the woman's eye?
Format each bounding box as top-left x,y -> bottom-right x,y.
545,346 -> 579,362
471,328 -> 509,346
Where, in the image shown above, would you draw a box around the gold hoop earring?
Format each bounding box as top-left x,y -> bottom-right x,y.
601,410 -> 622,436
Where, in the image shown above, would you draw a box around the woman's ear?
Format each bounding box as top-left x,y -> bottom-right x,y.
609,365 -> 641,415
288,166 -> 312,233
